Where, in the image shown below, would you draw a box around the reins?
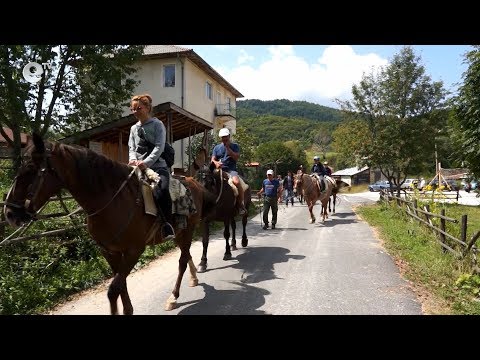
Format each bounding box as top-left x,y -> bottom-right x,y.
86,167 -> 137,217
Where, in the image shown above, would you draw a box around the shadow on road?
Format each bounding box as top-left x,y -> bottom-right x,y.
177,282 -> 269,315
233,246 -> 305,284
177,246 -> 304,315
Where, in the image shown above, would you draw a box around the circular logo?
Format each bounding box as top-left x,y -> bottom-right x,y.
22,62 -> 44,83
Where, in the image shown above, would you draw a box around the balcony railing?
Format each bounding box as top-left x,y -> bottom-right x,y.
215,104 -> 236,118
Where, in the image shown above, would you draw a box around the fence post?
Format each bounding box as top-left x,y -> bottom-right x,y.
0,193 -> 5,238
461,214 -> 468,246
413,199 -> 418,218
423,204 -> 433,226
440,209 -> 447,253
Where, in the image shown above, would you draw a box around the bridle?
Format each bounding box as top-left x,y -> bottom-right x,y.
5,146 -> 59,220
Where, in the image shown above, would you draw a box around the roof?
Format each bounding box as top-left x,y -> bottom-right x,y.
0,127 -> 28,145
332,166 -> 369,176
441,168 -> 470,179
142,45 -> 244,98
59,102 -> 213,144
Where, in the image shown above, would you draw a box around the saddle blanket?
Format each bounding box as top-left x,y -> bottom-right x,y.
135,167 -> 197,217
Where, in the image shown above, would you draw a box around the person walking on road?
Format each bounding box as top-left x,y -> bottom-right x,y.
257,169 -> 281,230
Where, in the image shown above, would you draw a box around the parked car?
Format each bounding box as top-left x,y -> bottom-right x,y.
368,180 -> 391,192
400,178 -> 418,190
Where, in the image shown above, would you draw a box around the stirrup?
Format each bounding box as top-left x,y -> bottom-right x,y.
162,222 -> 176,241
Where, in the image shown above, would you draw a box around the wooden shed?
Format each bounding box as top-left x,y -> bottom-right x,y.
60,102 -> 213,166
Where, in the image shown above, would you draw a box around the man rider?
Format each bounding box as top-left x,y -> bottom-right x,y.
311,156 -> 327,192
211,127 -> 247,215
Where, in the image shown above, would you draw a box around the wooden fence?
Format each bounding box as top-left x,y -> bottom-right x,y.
0,192 -> 86,246
379,189 -> 479,265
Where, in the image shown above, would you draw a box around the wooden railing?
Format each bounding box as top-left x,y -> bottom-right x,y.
0,192 -> 86,246
379,189 -> 479,263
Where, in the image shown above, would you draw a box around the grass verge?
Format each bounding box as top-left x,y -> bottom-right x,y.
356,201 -> 480,314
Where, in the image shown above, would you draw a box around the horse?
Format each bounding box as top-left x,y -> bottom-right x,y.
328,179 -> 350,214
3,133 -> 214,314
293,173 -> 336,223
195,158 -> 252,273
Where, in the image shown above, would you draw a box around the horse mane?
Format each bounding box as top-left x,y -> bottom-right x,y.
55,142 -> 133,195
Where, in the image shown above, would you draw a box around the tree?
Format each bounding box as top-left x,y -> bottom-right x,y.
451,46 -> 480,179
255,141 -> 297,176
336,46 -> 447,192
331,119 -> 371,169
0,45 -> 145,171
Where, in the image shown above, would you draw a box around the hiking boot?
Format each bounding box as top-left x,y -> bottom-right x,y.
238,205 -> 247,216
272,224 -> 276,229
262,225 -> 268,230
162,222 -> 176,241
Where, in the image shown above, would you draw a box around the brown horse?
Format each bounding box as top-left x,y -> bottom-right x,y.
3,133 -> 215,314
294,173 -> 336,223
195,158 -> 252,272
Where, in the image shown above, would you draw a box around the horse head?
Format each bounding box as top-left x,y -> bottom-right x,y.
293,173 -> 303,196
4,133 -> 63,227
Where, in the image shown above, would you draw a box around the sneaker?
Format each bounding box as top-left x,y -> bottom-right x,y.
239,206 -> 247,216
262,225 -> 268,230
272,224 -> 276,229
162,222 -> 176,241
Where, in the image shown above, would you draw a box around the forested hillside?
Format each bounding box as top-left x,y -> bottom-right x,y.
236,99 -> 343,145
237,99 -> 342,122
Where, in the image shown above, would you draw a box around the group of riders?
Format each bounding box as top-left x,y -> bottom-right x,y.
128,93 -> 335,239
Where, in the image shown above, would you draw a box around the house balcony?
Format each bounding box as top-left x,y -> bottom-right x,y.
214,104 -> 236,118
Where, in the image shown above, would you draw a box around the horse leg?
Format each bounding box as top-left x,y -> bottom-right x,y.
165,226 -> 197,311
197,221 -> 209,273
241,212 -> 248,247
230,218 -> 237,251
308,201 -> 315,223
328,197 -> 331,213
103,247 -> 143,315
223,219 -> 232,260
333,194 -> 336,214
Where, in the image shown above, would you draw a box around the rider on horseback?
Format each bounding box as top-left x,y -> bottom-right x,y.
311,156 -> 327,192
128,94 -> 175,240
211,128 -> 247,215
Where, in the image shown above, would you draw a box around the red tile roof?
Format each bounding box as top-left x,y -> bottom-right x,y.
0,128 -> 29,145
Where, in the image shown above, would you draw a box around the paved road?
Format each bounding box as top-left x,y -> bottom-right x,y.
50,191 -> 423,315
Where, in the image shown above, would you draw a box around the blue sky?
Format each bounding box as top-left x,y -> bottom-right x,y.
183,45 -> 471,108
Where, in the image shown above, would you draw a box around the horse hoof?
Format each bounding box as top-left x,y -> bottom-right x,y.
190,278 -> 199,287
197,264 -> 207,273
165,294 -> 177,311
223,253 -> 232,261
242,238 -> 248,247
165,302 -> 177,311
230,244 -> 237,251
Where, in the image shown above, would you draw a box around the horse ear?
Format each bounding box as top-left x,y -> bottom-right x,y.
32,132 -> 45,153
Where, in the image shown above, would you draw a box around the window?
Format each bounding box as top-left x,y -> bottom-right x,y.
216,90 -> 221,105
205,81 -> 212,100
163,64 -> 175,87
226,96 -> 231,111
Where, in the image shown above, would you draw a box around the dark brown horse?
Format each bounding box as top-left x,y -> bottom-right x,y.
328,179 -> 350,214
3,133 -> 214,314
195,157 -> 252,273
294,173 -> 336,223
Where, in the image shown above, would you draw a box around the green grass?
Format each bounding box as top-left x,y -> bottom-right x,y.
357,201 -> 480,314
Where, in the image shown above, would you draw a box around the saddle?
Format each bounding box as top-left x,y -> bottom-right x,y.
134,167 -> 197,223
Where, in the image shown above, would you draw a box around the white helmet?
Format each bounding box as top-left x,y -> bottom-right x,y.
219,128 -> 230,137
313,156 -> 320,160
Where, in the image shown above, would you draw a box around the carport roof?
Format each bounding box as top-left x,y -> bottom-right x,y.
59,102 -> 213,144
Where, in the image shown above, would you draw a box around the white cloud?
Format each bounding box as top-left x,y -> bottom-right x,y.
237,49 -> 254,65
216,45 -> 388,107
